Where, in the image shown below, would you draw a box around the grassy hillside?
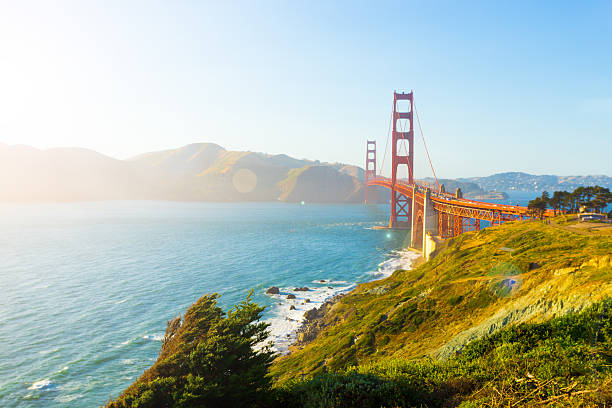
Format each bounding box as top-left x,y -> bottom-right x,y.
275,299 -> 611,407
271,217 -> 612,382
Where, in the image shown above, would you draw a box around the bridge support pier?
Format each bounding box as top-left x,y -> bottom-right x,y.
422,189 -> 439,251
409,186 -> 417,246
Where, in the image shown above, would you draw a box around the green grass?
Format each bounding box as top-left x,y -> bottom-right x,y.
274,299 -> 612,407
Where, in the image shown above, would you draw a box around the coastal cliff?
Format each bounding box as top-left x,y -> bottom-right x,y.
108,216 -> 611,407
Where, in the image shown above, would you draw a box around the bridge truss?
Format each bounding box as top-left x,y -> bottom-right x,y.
366,91 -> 553,242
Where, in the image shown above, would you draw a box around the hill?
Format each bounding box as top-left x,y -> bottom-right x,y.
458,172 -> 612,193
419,178 -> 508,199
0,143 -> 365,203
0,144 -> 167,201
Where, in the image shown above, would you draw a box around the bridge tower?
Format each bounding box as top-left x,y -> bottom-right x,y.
364,140 -> 377,204
389,91 -> 414,228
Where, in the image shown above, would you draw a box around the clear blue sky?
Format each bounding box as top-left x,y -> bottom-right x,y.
0,1 -> 610,178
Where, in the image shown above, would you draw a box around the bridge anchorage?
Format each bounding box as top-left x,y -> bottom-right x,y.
366,91 -> 554,258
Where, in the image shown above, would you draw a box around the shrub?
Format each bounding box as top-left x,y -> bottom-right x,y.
447,295 -> 464,306
107,291 -> 275,408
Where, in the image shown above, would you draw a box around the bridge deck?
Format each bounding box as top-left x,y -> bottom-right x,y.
367,176 -> 554,221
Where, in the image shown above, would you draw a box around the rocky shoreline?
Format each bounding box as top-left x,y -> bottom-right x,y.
264,250 -> 423,355
283,252 -> 423,354
290,293 -> 345,351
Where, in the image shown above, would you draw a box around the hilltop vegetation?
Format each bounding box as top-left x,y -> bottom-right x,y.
528,186 -> 612,218
108,217 -> 611,407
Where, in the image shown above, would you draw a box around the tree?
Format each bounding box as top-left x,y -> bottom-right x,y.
108,292 -> 275,408
527,196 -> 548,219
591,186 -> 612,213
548,192 -> 560,215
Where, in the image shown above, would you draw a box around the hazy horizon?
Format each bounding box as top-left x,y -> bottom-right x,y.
1,141 -> 610,179
1,2 -> 611,180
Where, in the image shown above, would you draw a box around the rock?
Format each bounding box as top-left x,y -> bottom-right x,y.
328,286 -> 333,289
304,299 -> 311,303
528,262 -> 540,271
287,294 -> 296,299
304,307 -> 322,320
294,287 -> 310,291
319,280 -> 326,283
266,286 -> 280,295
289,305 -> 296,310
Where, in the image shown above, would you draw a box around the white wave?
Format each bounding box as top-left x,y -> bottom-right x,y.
38,347 -> 59,356
264,249 -> 420,354
56,394 -> 83,403
115,298 -> 128,304
28,379 -> 56,391
265,283 -> 353,354
309,279 -> 348,285
374,250 -> 420,278
116,338 -> 132,348
142,334 -> 163,341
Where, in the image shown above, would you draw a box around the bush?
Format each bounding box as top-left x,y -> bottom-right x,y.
447,295 -> 463,306
107,292 -> 275,408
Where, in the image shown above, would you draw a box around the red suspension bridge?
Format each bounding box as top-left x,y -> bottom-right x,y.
365,91 -> 553,253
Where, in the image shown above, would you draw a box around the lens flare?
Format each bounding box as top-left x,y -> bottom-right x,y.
232,168 -> 257,193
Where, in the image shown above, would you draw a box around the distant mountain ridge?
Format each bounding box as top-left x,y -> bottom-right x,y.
457,172 -> 612,193
419,178 -> 508,199
1,143 -> 608,202
0,143 -> 366,203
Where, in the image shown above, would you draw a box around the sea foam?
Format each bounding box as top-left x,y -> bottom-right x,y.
142,334 -> 163,341
28,379 -> 56,391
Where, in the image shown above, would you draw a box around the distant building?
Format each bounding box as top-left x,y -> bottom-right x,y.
578,213 -> 606,222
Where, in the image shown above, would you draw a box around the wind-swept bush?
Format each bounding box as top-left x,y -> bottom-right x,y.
107,291 -> 274,408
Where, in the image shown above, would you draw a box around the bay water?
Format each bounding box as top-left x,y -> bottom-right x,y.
0,201 -> 418,407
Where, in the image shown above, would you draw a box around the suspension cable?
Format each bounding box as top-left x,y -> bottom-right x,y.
378,103 -> 393,177
413,101 -> 440,192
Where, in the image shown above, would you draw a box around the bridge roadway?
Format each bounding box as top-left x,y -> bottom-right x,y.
368,176 -> 554,223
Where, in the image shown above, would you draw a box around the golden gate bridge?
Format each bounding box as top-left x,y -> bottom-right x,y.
365,91 -> 553,254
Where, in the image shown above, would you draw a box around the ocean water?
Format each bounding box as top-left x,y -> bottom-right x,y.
0,201 -> 417,407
